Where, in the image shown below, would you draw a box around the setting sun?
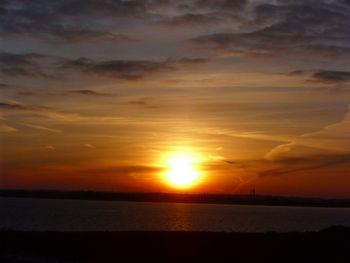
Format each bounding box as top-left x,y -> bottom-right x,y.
165,154 -> 199,188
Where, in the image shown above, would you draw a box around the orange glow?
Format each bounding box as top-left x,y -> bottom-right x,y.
164,153 -> 200,188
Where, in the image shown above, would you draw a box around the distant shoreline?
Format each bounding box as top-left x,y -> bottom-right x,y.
1,226 -> 349,263
1,189 -> 350,208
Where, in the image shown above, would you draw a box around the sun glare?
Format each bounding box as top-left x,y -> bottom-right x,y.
165,154 -> 199,188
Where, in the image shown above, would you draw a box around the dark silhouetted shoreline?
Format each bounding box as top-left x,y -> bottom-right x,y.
1,189 -> 350,208
1,226 -> 349,263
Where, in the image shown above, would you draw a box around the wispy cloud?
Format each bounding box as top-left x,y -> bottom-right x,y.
0,52 -> 52,78
152,13 -> 222,28
259,104 -> 350,176
67,90 -> 117,97
311,70 -> 350,84
0,0 -> 142,44
189,1 -> 350,58
24,123 -> 62,133
60,57 -> 176,80
0,83 -> 10,89
0,102 -> 53,112
259,154 -> 350,177
45,145 -> 56,150
83,144 -> 95,149
0,124 -> 17,132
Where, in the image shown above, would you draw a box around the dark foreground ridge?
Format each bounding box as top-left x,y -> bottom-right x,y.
1,189 -> 350,208
0,226 -> 349,263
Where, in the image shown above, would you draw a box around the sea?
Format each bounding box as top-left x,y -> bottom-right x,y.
1,197 -> 349,232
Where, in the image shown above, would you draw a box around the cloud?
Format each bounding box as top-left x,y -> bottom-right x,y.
0,83 -> 10,89
0,0 -> 142,44
151,0 -> 248,28
0,123 -> 16,132
24,123 -> 62,133
264,142 -> 296,161
67,90 -> 116,97
311,70 -> 350,84
0,52 -> 51,78
195,0 -> 247,10
0,0 -> 250,45
1,53 -> 209,81
55,0 -> 148,18
15,92 -> 43,97
0,102 -> 53,112
297,105 -> 350,152
192,103 -> 240,112
152,13 -> 221,28
287,70 -> 305,76
120,98 -> 161,110
260,104 -> 350,176
0,101 -> 93,122
286,69 -> 350,88
215,103 -> 350,178
271,104 -> 350,155
176,57 -> 211,64
208,155 -> 224,160
60,57 -> 175,80
14,89 -> 119,98
259,154 -> 350,177
222,151 -> 350,178
83,144 -> 95,149
45,145 -> 56,150
189,0 -> 350,58
2,0 -> 349,56
82,165 -> 163,176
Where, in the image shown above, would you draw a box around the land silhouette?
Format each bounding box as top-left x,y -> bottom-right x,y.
0,226 -> 349,263
1,189 -> 350,208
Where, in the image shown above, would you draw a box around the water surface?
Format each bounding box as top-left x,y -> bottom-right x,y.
1,197 -> 349,232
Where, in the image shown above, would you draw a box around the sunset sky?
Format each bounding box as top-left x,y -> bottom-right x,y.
1,0 -> 350,198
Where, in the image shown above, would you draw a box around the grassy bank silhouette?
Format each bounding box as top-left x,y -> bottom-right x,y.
0,226 -> 349,263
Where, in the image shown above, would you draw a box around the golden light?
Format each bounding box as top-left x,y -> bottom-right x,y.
164,153 -> 199,188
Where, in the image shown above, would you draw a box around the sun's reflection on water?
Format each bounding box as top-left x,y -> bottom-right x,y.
166,203 -> 192,231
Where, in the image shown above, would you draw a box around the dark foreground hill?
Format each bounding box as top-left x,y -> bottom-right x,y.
1,226 -> 349,263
